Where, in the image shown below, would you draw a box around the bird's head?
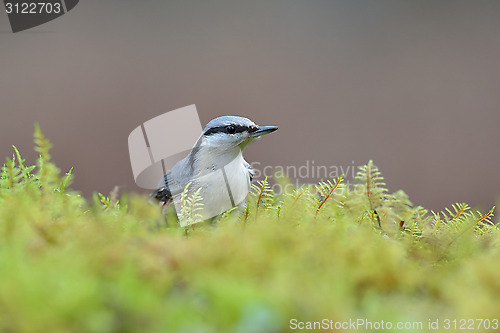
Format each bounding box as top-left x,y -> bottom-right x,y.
201,116 -> 278,150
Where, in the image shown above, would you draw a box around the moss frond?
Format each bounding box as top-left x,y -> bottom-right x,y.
246,177 -> 276,220
432,203 -> 471,232
313,175 -> 344,217
179,182 -> 204,226
348,160 -> 394,229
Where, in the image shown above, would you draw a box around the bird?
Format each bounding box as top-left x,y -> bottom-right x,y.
151,116 -> 278,224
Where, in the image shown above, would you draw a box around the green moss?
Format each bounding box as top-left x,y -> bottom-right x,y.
0,127 -> 498,333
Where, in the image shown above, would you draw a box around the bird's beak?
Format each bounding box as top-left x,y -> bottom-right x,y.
250,125 -> 278,138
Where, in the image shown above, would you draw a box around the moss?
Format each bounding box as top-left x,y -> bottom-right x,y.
0,126 -> 498,333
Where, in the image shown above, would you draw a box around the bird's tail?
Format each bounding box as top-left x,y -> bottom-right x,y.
150,186 -> 172,203
150,174 -> 172,203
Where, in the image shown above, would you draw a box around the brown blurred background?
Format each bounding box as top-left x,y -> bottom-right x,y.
1,0 -> 499,211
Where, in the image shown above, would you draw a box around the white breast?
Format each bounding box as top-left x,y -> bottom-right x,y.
173,149 -> 250,224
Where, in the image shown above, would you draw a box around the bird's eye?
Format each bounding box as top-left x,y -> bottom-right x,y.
226,125 -> 236,134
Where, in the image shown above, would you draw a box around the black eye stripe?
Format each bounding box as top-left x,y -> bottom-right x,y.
204,125 -> 258,136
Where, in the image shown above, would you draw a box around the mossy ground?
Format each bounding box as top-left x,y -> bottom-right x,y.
0,128 -> 499,333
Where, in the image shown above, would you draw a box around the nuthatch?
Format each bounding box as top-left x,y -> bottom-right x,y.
152,116 -> 278,223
